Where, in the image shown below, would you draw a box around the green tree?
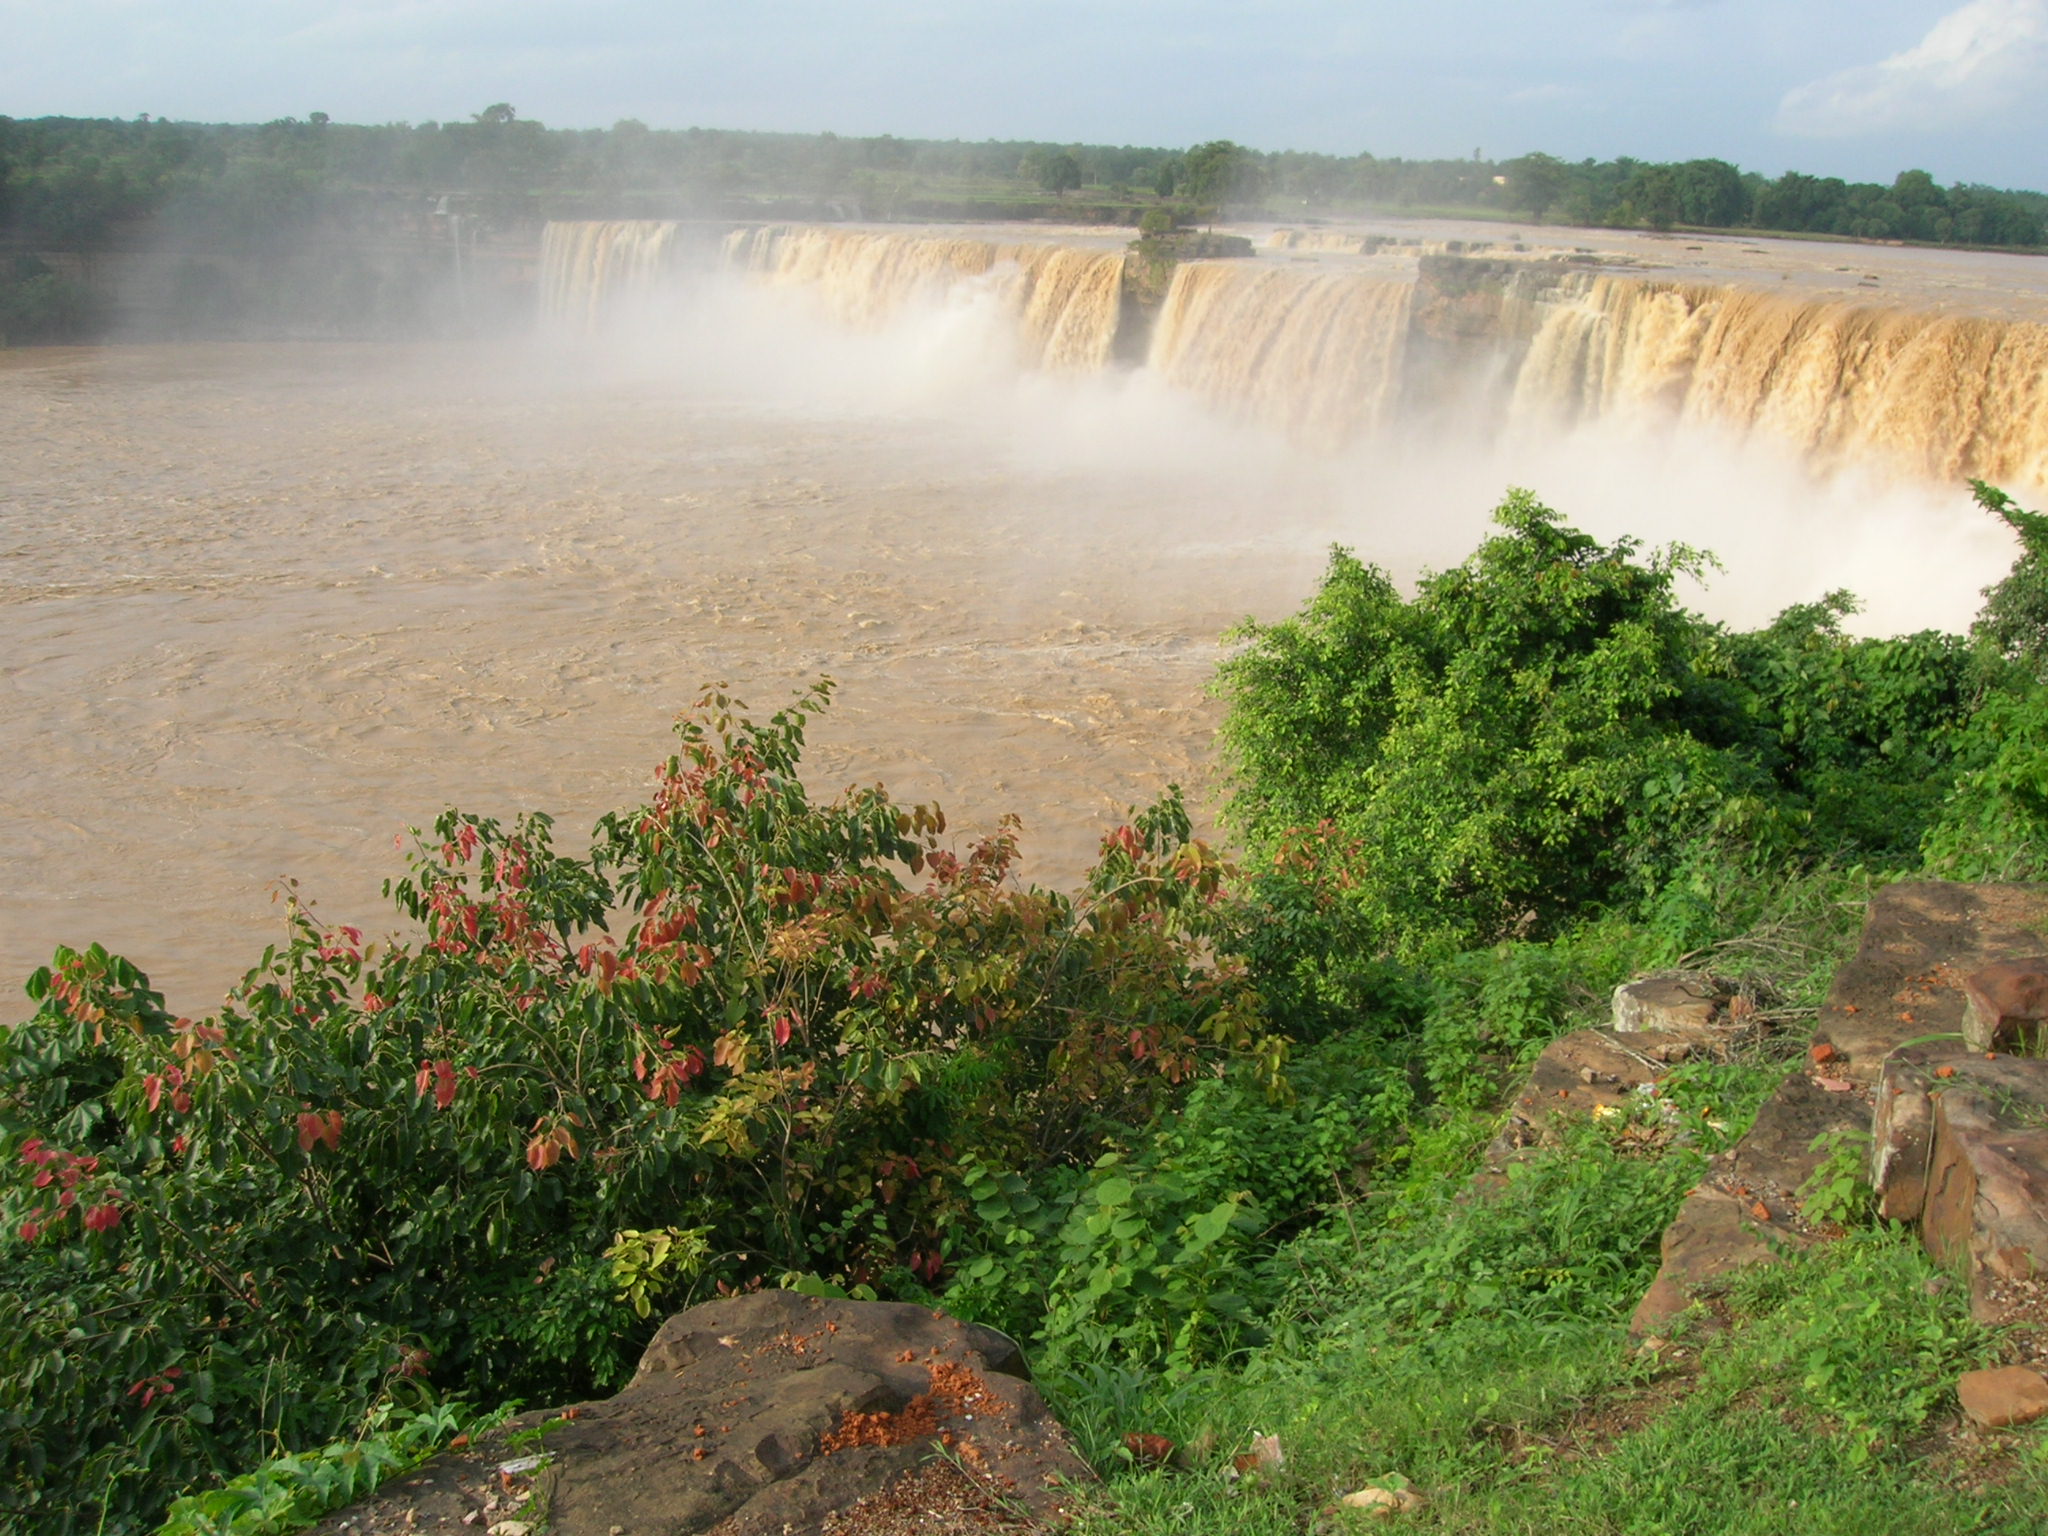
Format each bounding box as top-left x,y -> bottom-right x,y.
1181,139 -> 1262,209
1037,150 -> 1083,196
1502,152 -> 1568,219
1673,158 -> 1747,227
1624,165 -> 1681,231
1968,480 -> 2048,670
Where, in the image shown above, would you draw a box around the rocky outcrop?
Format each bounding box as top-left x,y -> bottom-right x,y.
1885,1057 -> 2048,1322
310,1292 -> 1092,1536
1959,958 -> 2048,1052
1628,1070 -> 1865,1335
1483,1026 -> 1707,1178
1633,882 -> 2048,1334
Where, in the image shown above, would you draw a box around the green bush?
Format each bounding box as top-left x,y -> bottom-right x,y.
1217,489 -> 1982,966
1216,491 -> 1748,957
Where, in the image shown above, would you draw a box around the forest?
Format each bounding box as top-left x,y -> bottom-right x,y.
3,107 -> 2045,343
6,479 -> 2048,1533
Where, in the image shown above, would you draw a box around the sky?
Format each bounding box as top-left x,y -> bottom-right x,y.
2,0 -> 2042,189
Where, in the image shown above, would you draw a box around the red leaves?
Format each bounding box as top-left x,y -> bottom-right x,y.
316,926 -> 365,963
1103,824 -> 1144,861
296,1110 -> 344,1154
645,1045 -> 708,1106
126,1366 -> 182,1409
143,1065 -> 193,1116
525,1117 -> 581,1171
766,868 -> 826,911
772,1014 -> 793,1049
17,1141 -> 123,1241
416,1059 -> 458,1110
440,821 -> 481,866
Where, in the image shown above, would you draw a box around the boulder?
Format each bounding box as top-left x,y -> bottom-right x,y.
1610,972 -> 1729,1035
1872,1053 -> 2048,1225
1959,958 -> 2048,1052
308,1292 -> 1092,1536
1957,1365 -> 2048,1429
1920,1060 -> 2048,1323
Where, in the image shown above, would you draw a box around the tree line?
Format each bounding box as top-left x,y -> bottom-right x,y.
3,108 -> 2043,343
4,108 -> 2042,250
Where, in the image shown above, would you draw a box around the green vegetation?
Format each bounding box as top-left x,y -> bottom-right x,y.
7,486 -> 2048,1531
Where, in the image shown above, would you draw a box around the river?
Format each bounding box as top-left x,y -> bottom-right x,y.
3,222 -> 2040,1015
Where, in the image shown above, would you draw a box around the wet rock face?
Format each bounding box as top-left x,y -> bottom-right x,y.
309,1293 -> 1093,1536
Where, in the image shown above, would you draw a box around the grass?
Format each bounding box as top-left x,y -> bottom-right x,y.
1053,1175 -> 2047,1535
1030,945 -> 2047,1536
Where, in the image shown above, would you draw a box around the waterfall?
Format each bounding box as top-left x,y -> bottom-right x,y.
724,226 -> 1127,371
539,221 -> 682,326
1512,276 -> 2048,487
537,219 -> 2048,489
1148,261 -> 1415,447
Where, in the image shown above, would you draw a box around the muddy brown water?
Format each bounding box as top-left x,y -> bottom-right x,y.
2,240 -> 2031,1020
0,338 -> 1339,1017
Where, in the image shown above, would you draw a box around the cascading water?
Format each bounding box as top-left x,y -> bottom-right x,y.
540,219 -> 2048,490
538,220 -> 682,326
1510,276 -> 2048,487
1147,261 -> 1415,447
721,226 -> 1127,370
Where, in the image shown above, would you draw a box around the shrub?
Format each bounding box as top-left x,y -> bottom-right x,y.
1217,490 -> 1743,957
0,683 -> 1281,1533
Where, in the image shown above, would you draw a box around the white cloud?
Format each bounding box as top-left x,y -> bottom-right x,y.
1776,0 -> 2048,136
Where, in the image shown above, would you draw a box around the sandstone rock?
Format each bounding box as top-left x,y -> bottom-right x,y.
1629,1186 -> 1790,1335
308,1292 -> 1091,1536
1720,1071 -> 1868,1196
1872,1053 -> 2048,1224
1483,1027 -> 1700,1176
1920,1060 -> 2048,1322
1871,1057 -> 1939,1222
1611,972 -> 1728,1035
1816,883 -> 2048,1082
1957,1365 -> 2048,1428
1959,958 -> 2048,1052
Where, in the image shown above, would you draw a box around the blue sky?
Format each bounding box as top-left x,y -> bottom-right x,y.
3,0 -> 2042,189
